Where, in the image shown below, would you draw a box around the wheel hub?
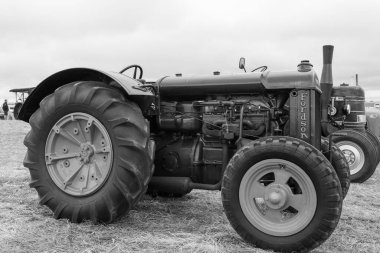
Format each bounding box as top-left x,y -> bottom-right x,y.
79,143 -> 95,164
336,141 -> 365,175
342,149 -> 356,165
45,112 -> 113,196
265,184 -> 289,209
239,159 -> 317,236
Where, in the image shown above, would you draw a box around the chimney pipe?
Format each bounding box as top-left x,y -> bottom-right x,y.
320,45 -> 334,136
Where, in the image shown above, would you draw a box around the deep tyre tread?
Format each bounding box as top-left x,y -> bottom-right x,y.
331,129 -> 377,183
23,81 -> 154,223
321,137 -> 350,198
222,136 -> 342,253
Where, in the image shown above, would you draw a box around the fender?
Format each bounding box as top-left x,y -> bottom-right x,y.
18,68 -> 154,122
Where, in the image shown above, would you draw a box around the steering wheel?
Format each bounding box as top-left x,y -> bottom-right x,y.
119,65 -> 143,79
251,66 -> 268,72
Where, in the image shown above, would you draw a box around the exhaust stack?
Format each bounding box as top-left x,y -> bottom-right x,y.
320,45 -> 334,136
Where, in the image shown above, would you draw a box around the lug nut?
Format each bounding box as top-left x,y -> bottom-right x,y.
63,160 -> 70,167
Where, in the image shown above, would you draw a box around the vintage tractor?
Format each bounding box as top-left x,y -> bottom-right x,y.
19,46 -> 344,252
9,87 -> 34,120
321,70 -> 380,182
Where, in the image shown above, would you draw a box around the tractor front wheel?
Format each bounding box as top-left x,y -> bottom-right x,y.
222,136 -> 342,252
321,137 -> 350,198
364,129 -> 380,164
331,129 -> 377,183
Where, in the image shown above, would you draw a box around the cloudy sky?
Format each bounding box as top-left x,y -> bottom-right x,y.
1,0 -> 379,101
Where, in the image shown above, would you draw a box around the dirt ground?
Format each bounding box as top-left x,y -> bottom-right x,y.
0,120 -> 379,253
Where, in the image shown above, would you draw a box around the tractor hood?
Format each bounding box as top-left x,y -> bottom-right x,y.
158,69 -> 320,98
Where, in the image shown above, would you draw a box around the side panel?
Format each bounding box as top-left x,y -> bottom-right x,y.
18,68 -> 154,122
289,90 -> 321,149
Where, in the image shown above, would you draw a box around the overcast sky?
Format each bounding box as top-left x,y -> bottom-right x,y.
1,0 -> 380,102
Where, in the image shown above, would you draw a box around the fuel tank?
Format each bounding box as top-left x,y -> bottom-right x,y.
330,84 -> 366,129
158,70 -> 321,99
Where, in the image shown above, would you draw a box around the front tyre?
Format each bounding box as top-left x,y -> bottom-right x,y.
24,81 -> 154,223
365,129 -> 380,164
321,137 -> 350,198
222,137 -> 342,253
331,129 -> 377,183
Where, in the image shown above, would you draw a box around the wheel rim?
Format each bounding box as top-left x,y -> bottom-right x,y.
45,112 -> 113,196
336,141 -> 364,175
239,159 -> 317,236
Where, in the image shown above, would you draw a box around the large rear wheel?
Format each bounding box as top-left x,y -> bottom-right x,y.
24,81 -> 154,223
222,136 -> 342,252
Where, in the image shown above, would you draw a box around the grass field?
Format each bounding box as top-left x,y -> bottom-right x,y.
0,120 -> 379,253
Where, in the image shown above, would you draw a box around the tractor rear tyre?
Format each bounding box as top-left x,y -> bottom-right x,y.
331,129 -> 377,183
23,81 -> 154,223
222,136 -> 342,253
321,137 -> 350,198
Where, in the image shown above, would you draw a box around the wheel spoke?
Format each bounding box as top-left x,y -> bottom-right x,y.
288,194 -> 306,211
93,162 -> 103,180
264,208 -> 283,223
81,165 -> 90,191
63,163 -> 85,189
274,169 -> 290,185
54,126 -> 82,146
86,119 -> 94,144
95,145 -> 111,154
250,183 -> 266,198
74,120 -> 87,143
46,152 -> 80,165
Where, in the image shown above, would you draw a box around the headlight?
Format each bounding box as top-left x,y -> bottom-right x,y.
343,104 -> 351,115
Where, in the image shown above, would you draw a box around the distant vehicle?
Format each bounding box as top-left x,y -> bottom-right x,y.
365,101 -> 375,108
9,87 -> 34,119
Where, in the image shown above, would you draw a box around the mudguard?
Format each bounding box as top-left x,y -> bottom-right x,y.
18,68 -> 154,122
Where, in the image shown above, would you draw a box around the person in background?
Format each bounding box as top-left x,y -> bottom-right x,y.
2,99 -> 9,120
